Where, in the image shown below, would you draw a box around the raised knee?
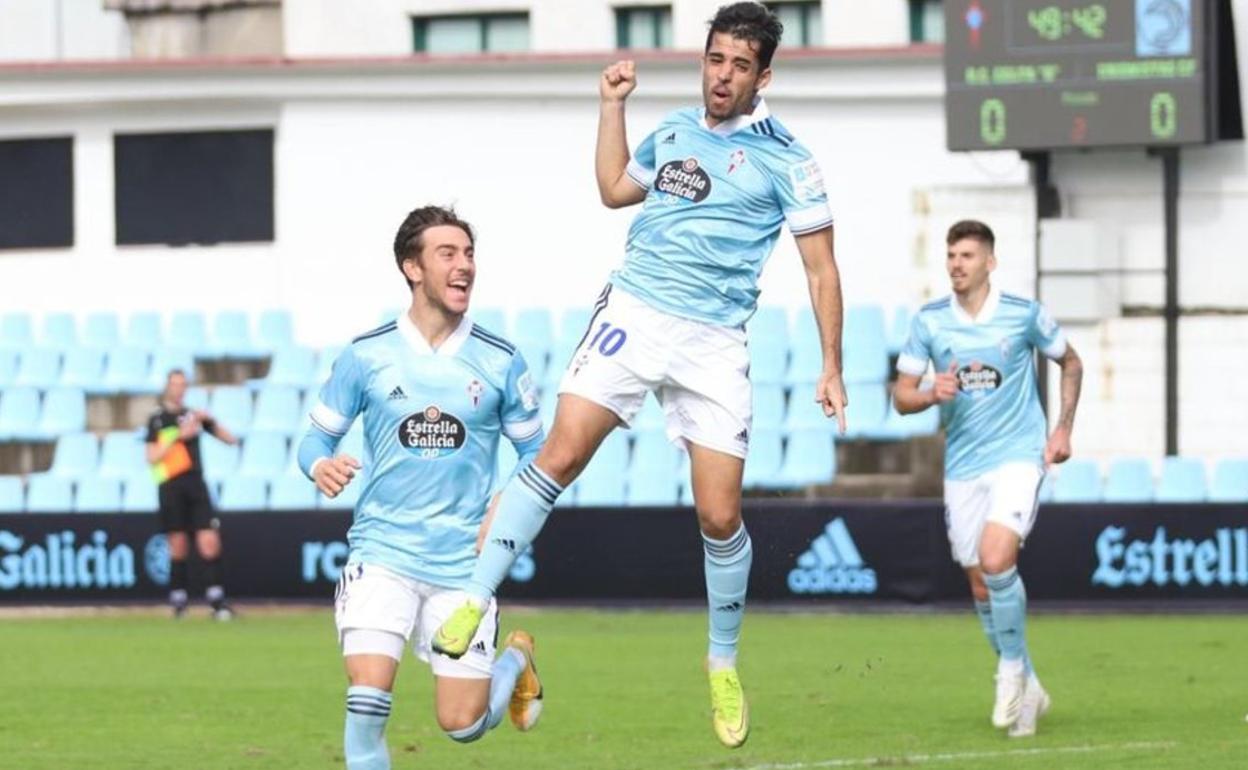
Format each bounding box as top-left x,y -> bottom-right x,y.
979,554 -> 1016,577
440,709 -> 488,743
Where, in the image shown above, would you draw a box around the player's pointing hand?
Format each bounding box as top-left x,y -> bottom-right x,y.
816,370 -> 849,436
601,60 -> 637,102
313,454 -> 361,498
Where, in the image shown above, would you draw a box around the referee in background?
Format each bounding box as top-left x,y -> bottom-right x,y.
145,368 -> 239,620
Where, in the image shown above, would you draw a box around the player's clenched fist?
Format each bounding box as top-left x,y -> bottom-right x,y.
931,361 -> 960,404
313,454 -> 361,498
600,60 -> 637,102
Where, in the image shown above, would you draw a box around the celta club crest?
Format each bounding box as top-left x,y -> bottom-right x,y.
728,149 -> 746,174
467,379 -> 484,409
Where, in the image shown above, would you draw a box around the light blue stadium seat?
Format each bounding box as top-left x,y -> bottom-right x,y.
98,431 -> 148,480
626,429 -> 683,506
218,477 -> 268,511
252,386 -> 301,434
269,471 -> 318,510
626,474 -> 681,506
147,348 -> 195,393
314,346 -> 344,386
212,311 -> 259,359
1156,457 -> 1208,503
169,311 -> 209,357
573,430 -> 630,506
869,403 -> 940,440
787,308 -> 823,386
512,308 -> 554,381
842,305 -> 889,384
1037,472 -> 1056,503
201,439 -> 240,483
632,395 -> 665,431
83,312 -> 121,350
844,382 -> 890,439
239,431 -> 289,478
259,346 -> 316,390
319,475 -> 362,510
61,348 -> 106,392
122,476 -> 159,513
256,309 -> 294,352
0,350 -> 17,387
25,475 -> 74,513
74,478 -> 123,513
15,348 -> 62,389
0,313 -> 33,351
101,347 -> 152,394
1103,458 -> 1155,503
48,433 -> 100,479
38,386 -> 88,439
753,384 -> 786,431
41,312 -> 77,349
749,306 -> 788,343
743,427 -> 786,489
747,306 -> 789,386
558,308 -> 593,349
124,312 -> 163,349
1210,459 -> 1248,502
209,385 -> 253,437
184,386 -> 210,412
0,386 -> 41,440
778,429 -> 837,487
887,306 -> 913,356
0,476 -> 24,512
1051,459 -> 1102,503
472,308 -> 507,337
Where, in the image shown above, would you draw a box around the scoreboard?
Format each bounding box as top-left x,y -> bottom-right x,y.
944,0 -> 1214,150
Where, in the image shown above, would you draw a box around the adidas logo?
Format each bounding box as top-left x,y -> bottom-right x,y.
715,601 -> 743,612
788,518 -> 878,595
662,132 -> 676,144
387,386 -> 406,401
734,428 -> 749,444
492,537 -> 517,553
470,640 -> 488,655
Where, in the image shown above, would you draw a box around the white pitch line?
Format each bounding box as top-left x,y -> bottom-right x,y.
738,740 -> 1179,770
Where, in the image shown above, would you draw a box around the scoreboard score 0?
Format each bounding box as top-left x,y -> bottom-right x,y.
944,0 -> 1215,150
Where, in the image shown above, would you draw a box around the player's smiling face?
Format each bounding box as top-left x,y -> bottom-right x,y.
701,32 -> 772,126
405,224 -> 476,317
946,237 -> 996,295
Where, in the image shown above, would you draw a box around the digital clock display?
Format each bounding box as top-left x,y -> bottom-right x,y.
945,0 -> 1210,150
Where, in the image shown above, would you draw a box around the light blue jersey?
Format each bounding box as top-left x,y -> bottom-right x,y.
302,314 -> 544,588
897,287 -> 1067,481
613,99 -> 833,327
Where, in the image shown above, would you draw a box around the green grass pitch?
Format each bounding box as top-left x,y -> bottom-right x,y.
1,607 -> 1245,769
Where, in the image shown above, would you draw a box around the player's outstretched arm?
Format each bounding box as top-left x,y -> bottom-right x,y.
796,227 -> 848,434
1044,344 -> 1083,466
596,60 -> 647,208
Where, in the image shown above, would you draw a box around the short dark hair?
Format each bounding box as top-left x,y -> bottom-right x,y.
393,205 -> 475,289
166,368 -> 186,381
705,2 -> 784,72
946,219 -> 995,250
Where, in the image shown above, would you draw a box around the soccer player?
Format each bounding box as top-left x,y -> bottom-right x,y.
893,220 -> 1083,738
297,206 -> 546,770
433,2 -> 847,748
144,368 -> 238,620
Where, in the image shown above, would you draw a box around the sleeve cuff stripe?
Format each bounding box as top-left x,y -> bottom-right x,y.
790,218 -> 835,235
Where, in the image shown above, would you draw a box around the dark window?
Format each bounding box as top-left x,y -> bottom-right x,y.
766,2 -> 822,48
0,137 -> 73,250
114,128 -> 274,246
412,14 -> 530,54
616,6 -> 672,50
909,0 -> 944,43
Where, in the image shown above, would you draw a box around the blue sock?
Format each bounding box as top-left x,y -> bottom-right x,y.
487,647 -> 526,729
984,566 -> 1029,667
466,465 -> 562,602
974,599 -> 1000,656
704,525 -> 752,662
344,686 -> 392,769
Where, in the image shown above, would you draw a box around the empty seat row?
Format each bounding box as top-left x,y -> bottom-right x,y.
0,387 -> 87,440
0,348 -> 195,393
1042,457 -> 1248,503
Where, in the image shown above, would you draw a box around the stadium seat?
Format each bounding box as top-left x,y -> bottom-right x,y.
1210,459 -> 1248,502
1103,458 -> 1155,503
626,429 -> 683,506
778,429 -> 837,487
124,311 -> 163,349
558,308 -> 592,349
753,384 -> 786,431
74,478 -> 123,513
0,386 -> 41,440
574,430 -> 630,506
209,386 -> 253,437
201,439 -> 240,483
169,311 -> 209,357
472,307 -> 507,336
101,347 -> 152,394
313,346 -> 344,386
25,475 -> 73,513
0,313 -> 34,350
256,309 -> 295,352
60,348 -> 106,392
844,382 -> 890,439
184,386 -> 210,412
147,348 -> 195,392
14,348 -> 62,389
0,350 -> 17,387
747,306 -> 789,386
743,427 -> 786,489
238,431 -> 290,478
218,477 -> 268,511
269,471 -> 318,510
0,476 -> 23,512
258,346 -> 316,390
82,312 -> 121,350
1037,472 -> 1056,503
49,433 -> 99,479
212,310 -> 259,359
98,431 -> 149,481
887,306 -> 913,356
252,386 -> 301,434
1051,459 -> 1102,503
869,403 -> 940,440
512,308 -> 554,380
626,473 -> 681,506
1156,457 -> 1208,503
749,306 -> 788,345
632,395 -> 665,431
842,304 -> 889,384
40,312 -> 77,349
34,387 -> 87,439
122,477 -> 159,513
787,308 -> 823,386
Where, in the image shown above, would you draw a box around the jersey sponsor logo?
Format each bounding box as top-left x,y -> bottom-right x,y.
788,159 -> 825,202
655,157 -> 711,202
788,518 -> 878,595
727,149 -> 747,174
956,361 -> 1002,395
398,405 -> 467,458
1092,525 -> 1248,588
0,529 -> 137,591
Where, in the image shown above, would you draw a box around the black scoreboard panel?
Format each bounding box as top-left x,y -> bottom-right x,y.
944,0 -> 1213,150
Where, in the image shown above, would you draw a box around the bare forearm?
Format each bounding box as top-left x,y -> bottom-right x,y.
894,382 -> 934,414
807,262 -> 844,374
1056,349 -> 1083,431
596,101 -> 630,204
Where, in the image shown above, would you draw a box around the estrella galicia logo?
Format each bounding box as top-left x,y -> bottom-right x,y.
1092,525 -> 1248,588
655,157 -> 711,202
788,518 -> 878,595
398,405 -> 466,458
144,534 -> 171,586
507,546 -> 536,583
956,361 -> 1001,396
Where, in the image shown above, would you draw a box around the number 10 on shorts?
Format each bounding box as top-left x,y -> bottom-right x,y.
585,322 -> 628,357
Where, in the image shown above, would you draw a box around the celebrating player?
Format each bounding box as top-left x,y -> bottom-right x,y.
893,219 -> 1083,738
432,2 -> 846,748
297,206 -> 546,769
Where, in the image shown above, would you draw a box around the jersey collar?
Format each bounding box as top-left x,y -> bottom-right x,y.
701,96 -> 771,136
950,284 -> 1002,326
397,311 -> 473,357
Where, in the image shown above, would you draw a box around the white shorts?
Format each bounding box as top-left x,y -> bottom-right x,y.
558,285 -> 752,459
943,462 -> 1045,568
334,561 -> 498,679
